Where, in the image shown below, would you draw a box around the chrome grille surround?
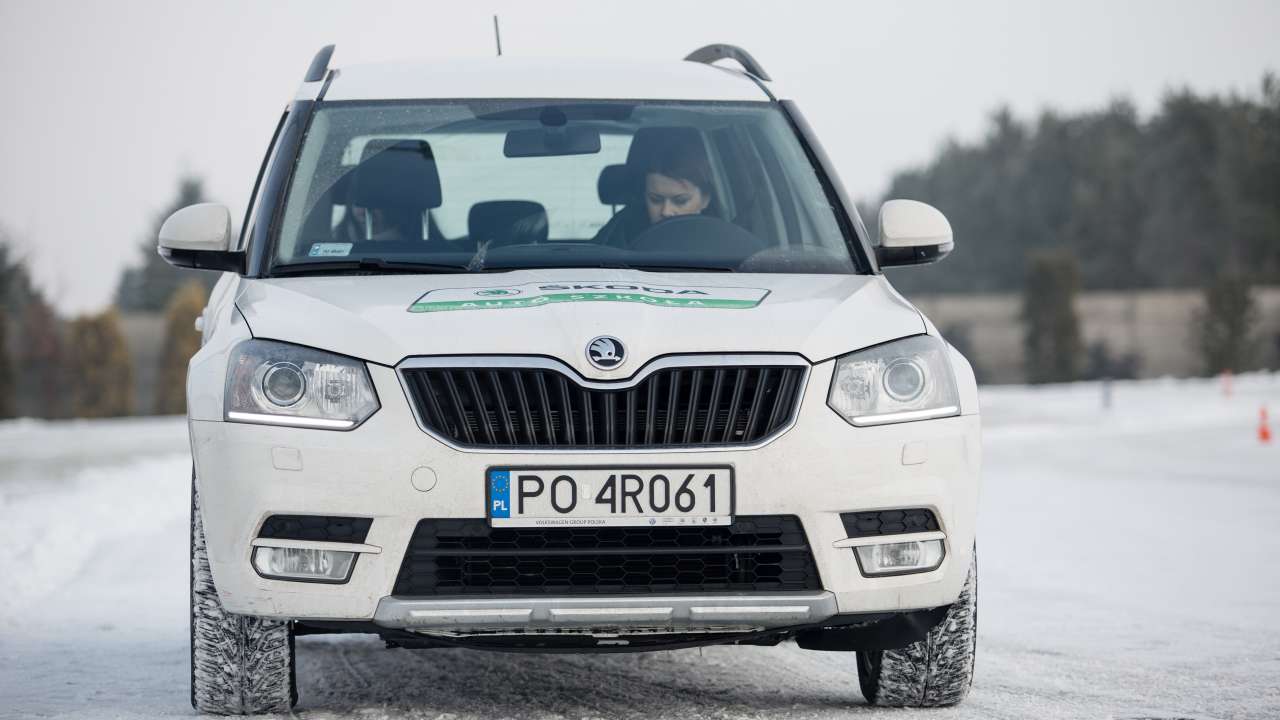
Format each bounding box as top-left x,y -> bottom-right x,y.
395,354 -> 810,453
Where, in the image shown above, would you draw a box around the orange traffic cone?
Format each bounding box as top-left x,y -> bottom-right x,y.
1260,406 -> 1273,444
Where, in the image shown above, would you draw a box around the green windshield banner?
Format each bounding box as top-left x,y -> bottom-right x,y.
408,282 -> 769,313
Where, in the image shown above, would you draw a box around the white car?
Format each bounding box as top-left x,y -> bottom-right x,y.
163,44 -> 980,714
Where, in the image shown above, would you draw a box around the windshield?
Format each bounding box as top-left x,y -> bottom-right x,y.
271,100 -> 863,275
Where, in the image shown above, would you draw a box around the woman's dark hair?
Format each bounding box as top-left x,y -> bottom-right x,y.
642,132 -> 713,195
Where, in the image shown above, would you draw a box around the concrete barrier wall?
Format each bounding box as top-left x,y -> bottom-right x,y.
909,286 -> 1280,383
119,313 -> 165,415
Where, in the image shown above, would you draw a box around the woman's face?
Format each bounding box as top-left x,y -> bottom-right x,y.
644,173 -> 710,224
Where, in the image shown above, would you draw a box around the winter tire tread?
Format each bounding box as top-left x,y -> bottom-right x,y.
857,551 -> 978,707
190,472 -> 297,714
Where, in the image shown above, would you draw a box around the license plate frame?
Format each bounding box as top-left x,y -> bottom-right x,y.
486,465 -> 736,528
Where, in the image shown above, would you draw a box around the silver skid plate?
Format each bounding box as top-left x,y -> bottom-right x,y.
373,592 -> 837,632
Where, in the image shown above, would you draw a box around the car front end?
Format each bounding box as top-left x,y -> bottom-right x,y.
189,269 -> 979,651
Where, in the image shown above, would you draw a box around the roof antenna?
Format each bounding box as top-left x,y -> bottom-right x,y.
493,15 -> 503,56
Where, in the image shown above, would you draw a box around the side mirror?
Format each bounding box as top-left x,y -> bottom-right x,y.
876,199 -> 954,267
157,203 -> 244,273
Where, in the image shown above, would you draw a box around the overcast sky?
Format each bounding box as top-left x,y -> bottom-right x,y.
2,0 -> 1278,313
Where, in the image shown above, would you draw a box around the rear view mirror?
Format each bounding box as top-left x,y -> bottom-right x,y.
157,203 -> 244,272
504,126 -> 601,158
876,199 -> 954,267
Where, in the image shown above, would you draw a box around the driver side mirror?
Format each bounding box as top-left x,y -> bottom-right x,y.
875,199 -> 954,267
157,203 -> 245,273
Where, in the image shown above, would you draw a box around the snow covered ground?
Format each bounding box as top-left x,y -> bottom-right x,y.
2,375 -> 1278,719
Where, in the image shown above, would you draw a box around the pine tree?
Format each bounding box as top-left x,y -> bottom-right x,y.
68,309 -> 134,417
1022,251 -> 1084,383
1194,272 -> 1259,374
880,74 -> 1280,294
18,299 -> 68,418
2,230 -> 69,418
155,281 -> 207,414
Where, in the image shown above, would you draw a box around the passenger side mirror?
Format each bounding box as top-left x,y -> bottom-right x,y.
875,199 -> 954,267
157,203 -> 245,272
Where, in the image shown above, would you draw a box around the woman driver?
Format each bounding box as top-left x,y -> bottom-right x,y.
642,134 -> 714,225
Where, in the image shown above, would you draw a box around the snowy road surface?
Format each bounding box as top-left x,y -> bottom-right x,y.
2,376 -> 1279,719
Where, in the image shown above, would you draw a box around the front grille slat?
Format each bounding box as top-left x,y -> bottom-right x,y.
683,370 -> 703,444
532,372 -> 556,445
644,376 -> 659,445
625,388 -> 637,446
403,362 -> 804,450
743,368 -> 771,442
510,370 -> 537,446
766,367 -> 797,434
488,371 -> 518,445
664,369 -> 681,444
702,369 -> 726,444
441,371 -> 475,445
393,515 -> 822,596
581,388 -> 595,445
603,393 -> 616,445
722,370 -> 748,443
556,375 -> 576,446
415,372 -> 451,437
464,370 -> 497,445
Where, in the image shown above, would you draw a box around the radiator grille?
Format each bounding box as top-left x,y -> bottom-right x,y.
401,363 -> 805,449
393,516 -> 822,596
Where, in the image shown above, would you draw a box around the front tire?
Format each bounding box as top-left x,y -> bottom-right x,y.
190,475 -> 297,714
857,553 -> 977,707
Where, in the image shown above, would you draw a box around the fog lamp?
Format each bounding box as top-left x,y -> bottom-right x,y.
854,539 -> 945,576
252,546 -> 356,582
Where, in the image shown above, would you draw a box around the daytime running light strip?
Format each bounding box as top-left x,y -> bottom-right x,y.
226,411 -> 356,429
850,406 -> 960,427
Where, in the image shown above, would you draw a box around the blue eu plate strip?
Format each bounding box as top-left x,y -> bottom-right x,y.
489,470 -> 511,518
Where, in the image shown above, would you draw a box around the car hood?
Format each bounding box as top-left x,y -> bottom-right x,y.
235,270 -> 924,378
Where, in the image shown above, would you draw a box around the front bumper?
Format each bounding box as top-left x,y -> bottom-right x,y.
191,360 -> 981,626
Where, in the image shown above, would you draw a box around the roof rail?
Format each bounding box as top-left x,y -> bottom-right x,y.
684,44 -> 771,82
304,44 -> 335,83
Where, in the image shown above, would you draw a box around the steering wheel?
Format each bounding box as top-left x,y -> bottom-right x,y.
629,214 -> 764,257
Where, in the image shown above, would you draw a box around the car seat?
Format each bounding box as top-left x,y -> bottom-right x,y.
467,200 -> 549,249
345,139 -> 443,242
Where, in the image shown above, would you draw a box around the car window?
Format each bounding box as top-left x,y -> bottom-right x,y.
273,100 -> 862,274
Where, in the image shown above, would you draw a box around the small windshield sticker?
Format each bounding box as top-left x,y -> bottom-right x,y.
308,242 -> 353,258
408,282 -> 769,313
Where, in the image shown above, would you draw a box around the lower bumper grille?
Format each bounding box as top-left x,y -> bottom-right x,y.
257,514 -> 372,543
393,515 -> 822,596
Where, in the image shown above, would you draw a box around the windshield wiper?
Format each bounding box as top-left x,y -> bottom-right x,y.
622,263 -> 737,273
271,258 -> 475,276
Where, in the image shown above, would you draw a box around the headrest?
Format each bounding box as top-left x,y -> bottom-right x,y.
625,126 -> 704,169
597,164 -> 634,205
467,200 -> 549,248
348,139 -> 442,210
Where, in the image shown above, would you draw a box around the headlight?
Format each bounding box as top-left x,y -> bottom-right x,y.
225,339 -> 379,430
827,335 -> 960,426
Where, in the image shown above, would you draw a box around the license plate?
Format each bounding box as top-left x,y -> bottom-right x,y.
487,466 -> 734,528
